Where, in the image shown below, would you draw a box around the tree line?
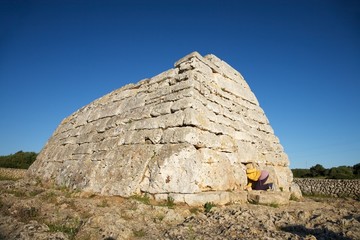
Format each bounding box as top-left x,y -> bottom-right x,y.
292,163 -> 360,179
0,151 -> 38,169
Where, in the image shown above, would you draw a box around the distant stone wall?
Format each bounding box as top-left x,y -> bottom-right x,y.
0,167 -> 27,179
294,178 -> 360,199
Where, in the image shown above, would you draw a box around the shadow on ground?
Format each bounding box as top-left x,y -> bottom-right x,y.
281,225 -> 352,240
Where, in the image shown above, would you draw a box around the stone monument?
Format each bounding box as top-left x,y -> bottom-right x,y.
28,52 -> 293,205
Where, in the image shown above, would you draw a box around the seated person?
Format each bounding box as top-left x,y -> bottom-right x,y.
244,162 -> 274,191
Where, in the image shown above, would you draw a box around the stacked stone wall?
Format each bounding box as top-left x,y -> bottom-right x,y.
294,178 -> 360,199
0,167 -> 27,179
28,52 -> 293,204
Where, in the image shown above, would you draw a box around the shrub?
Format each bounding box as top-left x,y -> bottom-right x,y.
204,202 -> 215,213
166,196 -> 175,208
97,199 -> 109,207
328,166 -> 354,179
47,219 -> 81,239
130,194 -> 151,205
292,163 -> 360,179
0,151 -> 37,169
310,164 -> 327,177
291,168 -> 310,178
133,229 -> 146,237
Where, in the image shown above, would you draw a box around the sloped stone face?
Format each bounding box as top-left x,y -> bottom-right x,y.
28,51 -> 292,200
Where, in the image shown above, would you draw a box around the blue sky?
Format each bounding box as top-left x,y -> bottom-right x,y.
1,0 -> 359,169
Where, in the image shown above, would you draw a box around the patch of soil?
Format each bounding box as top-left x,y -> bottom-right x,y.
0,179 -> 359,240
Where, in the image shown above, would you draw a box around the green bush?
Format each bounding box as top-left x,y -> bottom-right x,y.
291,168 -> 310,178
292,163 -> 360,179
0,151 -> 38,169
204,202 -> 215,213
353,163 -> 360,176
328,166 -> 354,179
310,164 -> 327,177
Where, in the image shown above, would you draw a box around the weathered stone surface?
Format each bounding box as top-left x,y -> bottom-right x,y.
28,51 -> 293,205
290,182 -> 303,200
248,191 -> 291,205
162,191 -> 248,206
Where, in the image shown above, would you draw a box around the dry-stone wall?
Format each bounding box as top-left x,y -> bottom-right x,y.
294,178 -> 360,199
0,168 -> 27,179
28,52 -> 293,205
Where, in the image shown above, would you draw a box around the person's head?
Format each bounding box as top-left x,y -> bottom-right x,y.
246,162 -> 255,170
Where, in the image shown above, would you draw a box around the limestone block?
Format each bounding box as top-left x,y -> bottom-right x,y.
75,110 -> 91,127
61,136 -> 77,145
162,127 -> 198,145
57,118 -> 75,134
124,129 -> 163,145
234,140 -> 259,162
203,90 -> 234,111
205,54 -> 246,84
167,191 -> 248,206
154,85 -> 171,97
150,102 -> 173,117
158,111 -> 185,129
111,88 -> 140,102
212,113 -> 236,130
106,125 -> 128,138
208,121 -> 236,136
123,105 -> 152,122
223,152 -> 248,187
73,143 -> 93,155
140,144 -> 201,194
270,166 -> 292,191
205,100 -> 224,115
174,51 -> 203,67
129,117 -> 159,130
290,182 -> 303,200
183,108 -> 211,129
171,97 -> 194,112
183,191 -> 231,206
90,151 -> 106,161
88,145 -> 160,197
148,69 -> 178,86
196,148 -> 238,191
189,57 -> 213,75
123,131 -> 144,144
162,127 -> 234,151
163,89 -> 195,103
233,131 -> 253,142
247,191 -> 290,205
213,74 -> 252,101
222,108 -> 244,124
229,191 -> 248,204
171,78 -> 195,93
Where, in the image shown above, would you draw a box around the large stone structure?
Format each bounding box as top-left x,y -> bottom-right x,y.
28,52 -> 293,204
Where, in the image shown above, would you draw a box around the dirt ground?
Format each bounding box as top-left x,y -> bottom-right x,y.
0,179 -> 359,240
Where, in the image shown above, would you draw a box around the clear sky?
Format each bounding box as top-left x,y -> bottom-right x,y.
1,0 -> 359,169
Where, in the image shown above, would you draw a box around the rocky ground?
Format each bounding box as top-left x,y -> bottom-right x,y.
0,179 -> 359,240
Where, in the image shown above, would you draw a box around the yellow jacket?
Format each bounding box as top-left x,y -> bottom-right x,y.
246,168 -> 261,187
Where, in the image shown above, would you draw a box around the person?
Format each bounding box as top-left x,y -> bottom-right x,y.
244,162 -> 274,191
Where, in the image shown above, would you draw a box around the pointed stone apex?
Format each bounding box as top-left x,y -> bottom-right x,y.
174,51 -> 203,67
